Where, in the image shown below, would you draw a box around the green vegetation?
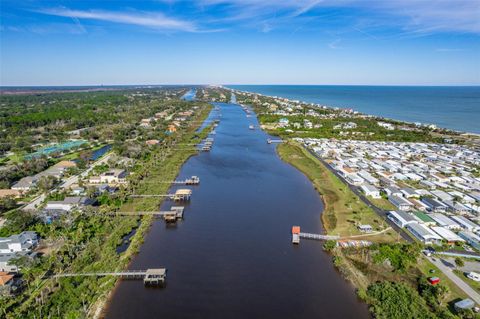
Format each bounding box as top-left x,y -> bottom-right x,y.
372,243 -> 421,272
0,87 -> 213,318
363,281 -> 436,319
196,87 -> 231,103
276,140 -> 467,318
277,141 -> 396,241
234,90 -> 463,144
260,113 -> 443,143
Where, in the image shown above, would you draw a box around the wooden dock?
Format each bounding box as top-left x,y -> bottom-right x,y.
291,225 -> 339,244
109,208 -> 184,219
267,139 -> 283,144
54,268 -> 167,286
299,232 -> 340,240
149,176 -> 200,185
130,189 -> 192,201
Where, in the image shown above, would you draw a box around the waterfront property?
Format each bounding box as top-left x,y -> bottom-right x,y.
54,268 -> 167,286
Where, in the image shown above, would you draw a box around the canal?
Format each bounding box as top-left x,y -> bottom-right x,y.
105,101 -> 370,318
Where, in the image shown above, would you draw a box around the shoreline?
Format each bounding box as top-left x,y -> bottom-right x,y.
225,86 -> 479,136
96,104 -> 214,318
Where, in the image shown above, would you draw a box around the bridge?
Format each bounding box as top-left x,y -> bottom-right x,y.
53,268 -> 167,286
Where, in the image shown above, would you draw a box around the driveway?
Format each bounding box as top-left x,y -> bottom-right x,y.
428,256 -> 480,304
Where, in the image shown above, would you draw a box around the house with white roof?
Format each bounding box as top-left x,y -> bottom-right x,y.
389,195 -> 414,211
431,227 -> 464,244
450,215 -> 480,232
429,213 -> 462,230
345,173 -> 363,186
458,231 -> 480,250
360,184 -> 381,198
421,197 -> 448,213
406,223 -> 442,245
387,211 -> 417,228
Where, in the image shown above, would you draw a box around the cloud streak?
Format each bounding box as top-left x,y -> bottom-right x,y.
196,0 -> 480,34
38,7 -> 197,32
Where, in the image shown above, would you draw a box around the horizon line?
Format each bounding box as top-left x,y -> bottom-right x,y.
1,83 -> 480,88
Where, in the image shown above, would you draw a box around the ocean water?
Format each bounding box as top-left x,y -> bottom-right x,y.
227,85 -> 480,134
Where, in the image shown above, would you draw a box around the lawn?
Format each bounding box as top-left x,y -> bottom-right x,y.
277,141 -> 397,242
370,197 -> 396,210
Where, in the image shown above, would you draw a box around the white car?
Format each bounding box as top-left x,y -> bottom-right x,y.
467,272 -> 480,282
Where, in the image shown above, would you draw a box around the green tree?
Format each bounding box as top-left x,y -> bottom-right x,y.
455,257 -> 465,268
366,281 -> 436,319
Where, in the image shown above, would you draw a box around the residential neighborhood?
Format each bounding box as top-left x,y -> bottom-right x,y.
301,137 -> 480,250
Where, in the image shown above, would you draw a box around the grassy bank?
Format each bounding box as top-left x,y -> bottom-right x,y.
3,104 -> 213,319
276,140 -> 469,318
277,141 -> 397,242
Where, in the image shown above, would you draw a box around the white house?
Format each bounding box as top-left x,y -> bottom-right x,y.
450,215 -> 480,232
389,195 -> 414,211
360,183 -> 381,198
429,213 -> 462,231
387,211 -> 417,228
406,223 -> 442,245
345,173 -> 364,186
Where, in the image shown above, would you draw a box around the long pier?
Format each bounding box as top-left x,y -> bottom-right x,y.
267,139 -> 283,144
130,189 -> 192,201
291,226 -> 339,244
299,232 -> 340,240
143,176 -> 200,185
110,207 -> 185,221
53,268 -> 166,286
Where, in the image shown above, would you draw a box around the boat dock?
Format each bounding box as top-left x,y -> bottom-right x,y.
200,137 -> 215,152
151,176 -> 200,185
291,226 -> 339,244
53,268 -> 167,286
130,189 -> 192,201
267,139 -> 283,144
110,207 -> 184,218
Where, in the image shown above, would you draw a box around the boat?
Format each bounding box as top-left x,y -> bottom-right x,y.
249,125 -> 254,130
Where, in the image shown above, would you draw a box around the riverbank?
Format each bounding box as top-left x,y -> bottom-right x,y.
276,141 -> 470,318
93,104 -> 214,317
104,101 -> 371,319
277,141 -> 396,241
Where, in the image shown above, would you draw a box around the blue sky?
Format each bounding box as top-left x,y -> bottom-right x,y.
1,0 -> 479,86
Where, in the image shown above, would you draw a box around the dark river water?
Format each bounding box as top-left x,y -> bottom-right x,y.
105,102 -> 370,318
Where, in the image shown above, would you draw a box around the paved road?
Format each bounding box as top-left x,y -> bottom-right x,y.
22,153 -> 113,211
305,144 -> 480,304
428,256 -> 480,304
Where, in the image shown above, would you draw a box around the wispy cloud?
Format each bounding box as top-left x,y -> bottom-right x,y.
196,0 -> 480,35
328,38 -> 341,49
37,7 -> 197,32
435,48 -> 466,52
